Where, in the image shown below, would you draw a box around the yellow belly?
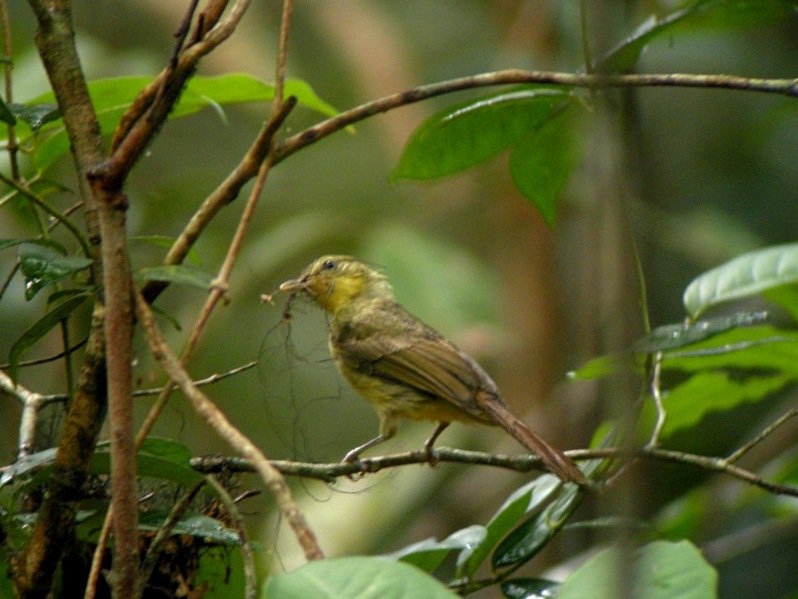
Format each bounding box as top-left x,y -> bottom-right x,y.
338,359 -> 493,425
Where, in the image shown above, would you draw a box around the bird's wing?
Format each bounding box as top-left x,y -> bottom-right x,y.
335,320 -> 494,420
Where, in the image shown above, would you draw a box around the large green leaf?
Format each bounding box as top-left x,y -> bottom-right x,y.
18,74 -> 337,171
660,326 -> 798,374
508,103 -> 582,224
642,371 -> 792,439
600,0 -> 797,71
133,264 -> 214,290
91,438 -> 203,487
138,512 -> 239,545
634,311 -> 769,354
0,97 -> 16,125
261,557 -> 458,598
392,87 -> 571,180
18,242 -> 92,299
8,295 -> 88,380
460,476 -> 561,577
683,243 -> 798,318
492,482 -> 583,570
501,577 -> 560,599
8,102 -> 60,130
387,525 -> 486,574
556,541 -> 717,599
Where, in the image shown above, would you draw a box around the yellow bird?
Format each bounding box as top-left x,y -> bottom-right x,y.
279,255 -> 586,484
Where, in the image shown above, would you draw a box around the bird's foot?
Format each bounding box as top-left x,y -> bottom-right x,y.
342,450 -> 367,480
424,445 -> 439,467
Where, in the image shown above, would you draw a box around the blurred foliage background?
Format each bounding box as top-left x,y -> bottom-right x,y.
1,1 -> 797,597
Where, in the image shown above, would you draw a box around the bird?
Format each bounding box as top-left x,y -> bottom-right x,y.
279,255 -> 586,484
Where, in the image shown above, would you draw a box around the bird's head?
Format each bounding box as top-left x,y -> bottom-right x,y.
279,255 -> 393,314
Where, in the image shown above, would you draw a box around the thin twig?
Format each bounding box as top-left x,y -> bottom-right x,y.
204,475 -> 257,599
272,70 -> 798,165
724,408 -> 798,465
43,361 -> 258,405
189,445 -> 798,498
0,172 -> 92,256
646,354 -> 665,448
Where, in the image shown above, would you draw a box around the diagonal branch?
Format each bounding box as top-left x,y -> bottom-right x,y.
134,289 -> 324,560
272,70 -> 798,165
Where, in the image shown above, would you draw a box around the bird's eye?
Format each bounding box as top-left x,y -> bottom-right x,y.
322,259 -> 336,271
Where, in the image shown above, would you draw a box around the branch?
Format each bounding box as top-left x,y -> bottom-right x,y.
190,445 -> 798,498
134,289 -> 324,560
15,2 -> 109,595
272,70 -> 798,165
0,370 -> 44,459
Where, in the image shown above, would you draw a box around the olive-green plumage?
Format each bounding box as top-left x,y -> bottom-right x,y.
280,255 -> 586,484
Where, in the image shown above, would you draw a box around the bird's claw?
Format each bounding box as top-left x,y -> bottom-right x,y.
425,446 -> 439,467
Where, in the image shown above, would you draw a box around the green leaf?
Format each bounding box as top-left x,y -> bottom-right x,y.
18,243 -> 92,300
0,238 -> 65,253
492,481 -> 583,570
196,546 -> 246,598
133,265 -> 214,290
642,371 -> 792,439
633,311 -> 770,353
660,326 -> 798,373
175,74 -> 339,119
91,438 -> 203,487
138,512 -> 239,545
392,87 -> 571,180
8,295 -> 87,380
508,103 -> 582,225
388,525 -> 486,574
501,577 -> 560,599
0,97 -> 16,125
26,74 -> 337,170
261,556 -> 459,598
460,476 -> 561,577
600,0 -> 798,71
567,354 -> 627,381
130,235 -> 202,265
556,541 -> 717,599
683,243 -> 798,318
139,437 -> 194,465
9,102 -> 60,130
0,448 -> 57,487
762,284 -> 798,323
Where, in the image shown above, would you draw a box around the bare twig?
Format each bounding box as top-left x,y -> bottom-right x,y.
272,70 -> 798,165
724,408 -> 798,465
189,445 -> 798,498
43,361 -> 257,405
646,354 -> 665,448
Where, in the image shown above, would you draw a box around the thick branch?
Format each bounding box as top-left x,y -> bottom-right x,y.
15,2 -> 109,597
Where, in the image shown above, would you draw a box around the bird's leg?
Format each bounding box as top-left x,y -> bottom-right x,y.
343,434 -> 389,465
423,422 -> 450,467
343,415 -> 397,467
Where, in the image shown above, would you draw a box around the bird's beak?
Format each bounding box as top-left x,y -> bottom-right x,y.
279,278 -> 305,293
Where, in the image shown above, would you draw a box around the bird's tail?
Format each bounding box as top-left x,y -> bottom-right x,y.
479,395 -> 587,485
